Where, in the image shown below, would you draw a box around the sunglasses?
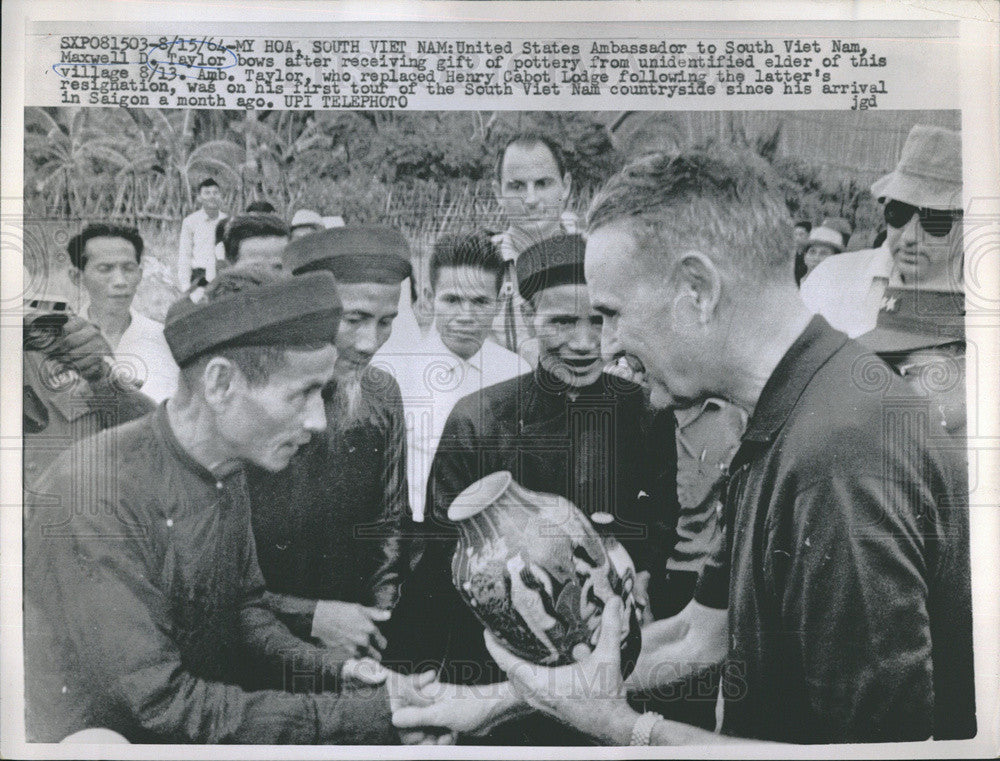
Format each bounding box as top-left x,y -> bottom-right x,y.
884,200 -> 962,237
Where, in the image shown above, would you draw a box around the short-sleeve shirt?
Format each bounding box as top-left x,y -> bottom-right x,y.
104,308 -> 179,403
800,245 -> 893,337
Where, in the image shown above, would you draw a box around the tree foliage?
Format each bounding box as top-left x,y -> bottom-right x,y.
24,107 -> 880,245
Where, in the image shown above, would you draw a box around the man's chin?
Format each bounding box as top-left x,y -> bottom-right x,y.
442,333 -> 484,358
335,360 -> 367,380
510,217 -> 562,239
551,363 -> 602,388
255,448 -> 298,472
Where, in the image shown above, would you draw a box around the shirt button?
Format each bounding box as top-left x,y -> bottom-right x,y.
166,518 -> 174,528
216,481 -> 223,490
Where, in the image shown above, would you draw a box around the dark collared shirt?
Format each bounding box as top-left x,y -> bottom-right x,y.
708,316 -> 975,742
24,404 -> 394,744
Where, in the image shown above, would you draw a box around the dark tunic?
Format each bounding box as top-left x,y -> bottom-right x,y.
246,367 -> 409,638
24,404 -> 395,744
386,366 -> 678,744
698,316 -> 976,743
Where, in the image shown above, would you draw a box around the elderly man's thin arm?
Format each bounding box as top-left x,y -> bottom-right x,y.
238,522 -> 357,677
31,514 -> 393,743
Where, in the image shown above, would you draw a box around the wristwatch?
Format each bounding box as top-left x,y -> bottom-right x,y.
629,711 -> 662,745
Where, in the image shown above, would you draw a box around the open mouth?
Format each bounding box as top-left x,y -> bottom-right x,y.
561,357 -> 601,370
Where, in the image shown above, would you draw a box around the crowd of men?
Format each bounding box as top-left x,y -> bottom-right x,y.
21,124 -> 975,746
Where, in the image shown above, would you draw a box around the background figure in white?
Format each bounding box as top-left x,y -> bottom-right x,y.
177,177 -> 226,288
68,223 -> 178,402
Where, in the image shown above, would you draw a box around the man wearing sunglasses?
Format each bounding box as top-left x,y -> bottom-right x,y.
801,125 -> 962,336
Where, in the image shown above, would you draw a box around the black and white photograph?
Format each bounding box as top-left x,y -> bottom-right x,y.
3,2 -> 998,759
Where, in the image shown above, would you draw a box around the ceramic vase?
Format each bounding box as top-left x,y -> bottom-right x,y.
449,471 -> 641,676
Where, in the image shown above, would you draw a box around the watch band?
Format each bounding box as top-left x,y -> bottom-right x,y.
629,711 -> 662,745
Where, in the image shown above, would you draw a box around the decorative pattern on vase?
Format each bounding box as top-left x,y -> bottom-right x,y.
449,471 -> 642,676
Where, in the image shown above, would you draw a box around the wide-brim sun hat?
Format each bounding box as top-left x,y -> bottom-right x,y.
806,225 -> 845,253
870,125 -> 962,210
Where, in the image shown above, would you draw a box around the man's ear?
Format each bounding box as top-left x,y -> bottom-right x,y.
672,252 -> 722,325
67,266 -> 82,289
519,297 -> 537,338
492,179 -> 503,204
201,356 -> 243,409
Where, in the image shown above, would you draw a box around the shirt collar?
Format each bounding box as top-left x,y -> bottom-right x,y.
496,215 -> 578,263
674,397 -> 729,429
742,315 -> 848,445
426,329 -> 484,374
495,231 -> 519,263
85,306 -> 138,346
154,402 -> 243,484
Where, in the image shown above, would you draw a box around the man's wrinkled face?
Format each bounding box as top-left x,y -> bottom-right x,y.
222,345 -> 337,472
585,224 -> 708,410
433,265 -> 499,362
199,184 -> 222,212
494,142 -> 570,240
529,283 -> 604,388
78,236 -> 141,313
235,236 -> 288,271
886,199 -> 963,286
334,281 -> 400,377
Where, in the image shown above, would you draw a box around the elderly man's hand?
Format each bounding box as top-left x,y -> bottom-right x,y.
483,598 -> 637,744
386,670 -> 456,746
312,600 -> 390,660
392,680 -> 531,738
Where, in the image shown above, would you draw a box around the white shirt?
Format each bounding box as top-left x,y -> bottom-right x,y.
375,329 -> 530,521
103,309 -> 179,403
177,208 -> 226,287
800,245 -> 893,337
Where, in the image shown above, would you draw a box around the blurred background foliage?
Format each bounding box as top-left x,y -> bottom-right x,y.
23,107 -> 959,318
